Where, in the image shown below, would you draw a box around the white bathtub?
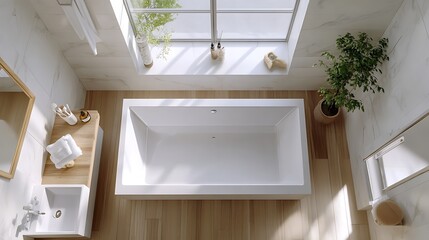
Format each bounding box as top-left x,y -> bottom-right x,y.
116,99 -> 310,199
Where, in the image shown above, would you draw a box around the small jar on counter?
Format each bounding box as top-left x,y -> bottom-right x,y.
80,110 -> 91,123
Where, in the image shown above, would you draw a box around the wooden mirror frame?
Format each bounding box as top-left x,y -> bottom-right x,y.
0,57 -> 35,179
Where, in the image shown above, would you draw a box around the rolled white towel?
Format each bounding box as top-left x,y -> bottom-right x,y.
46,134 -> 82,169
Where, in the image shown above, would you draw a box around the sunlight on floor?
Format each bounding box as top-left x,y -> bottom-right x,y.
335,185 -> 352,239
305,184 -> 354,240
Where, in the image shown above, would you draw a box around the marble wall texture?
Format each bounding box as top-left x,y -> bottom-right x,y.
344,0 -> 429,239
0,0 -> 85,239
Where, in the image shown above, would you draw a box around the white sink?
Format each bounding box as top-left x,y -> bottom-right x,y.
25,184 -> 90,238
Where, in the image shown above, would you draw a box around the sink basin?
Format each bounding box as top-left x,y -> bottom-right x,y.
25,184 -> 90,238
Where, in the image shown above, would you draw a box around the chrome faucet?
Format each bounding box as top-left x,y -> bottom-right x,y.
27,209 -> 46,215
23,202 -> 45,216
15,197 -> 46,237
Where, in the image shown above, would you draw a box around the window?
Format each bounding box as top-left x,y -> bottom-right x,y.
125,0 -> 299,42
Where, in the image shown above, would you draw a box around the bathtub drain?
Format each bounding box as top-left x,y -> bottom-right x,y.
53,210 -> 62,219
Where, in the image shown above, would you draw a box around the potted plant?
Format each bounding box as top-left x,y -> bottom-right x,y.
314,32 -> 389,124
132,0 -> 181,67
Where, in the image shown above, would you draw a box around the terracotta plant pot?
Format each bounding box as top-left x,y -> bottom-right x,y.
313,99 -> 340,124
372,200 -> 404,226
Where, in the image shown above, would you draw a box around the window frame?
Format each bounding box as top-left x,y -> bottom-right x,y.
125,0 -> 300,42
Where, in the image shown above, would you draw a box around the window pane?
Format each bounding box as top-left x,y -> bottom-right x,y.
217,0 -> 296,9
132,13 -> 210,40
128,0 -> 209,10
217,13 -> 292,40
164,13 -> 211,40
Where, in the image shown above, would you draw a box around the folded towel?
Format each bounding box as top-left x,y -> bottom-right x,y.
46,138 -> 72,161
46,134 -> 82,169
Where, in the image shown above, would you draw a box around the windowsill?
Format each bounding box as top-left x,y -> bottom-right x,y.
142,42 -> 289,75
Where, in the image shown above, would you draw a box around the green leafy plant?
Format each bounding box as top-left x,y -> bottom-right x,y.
317,32 -> 389,112
132,0 -> 181,59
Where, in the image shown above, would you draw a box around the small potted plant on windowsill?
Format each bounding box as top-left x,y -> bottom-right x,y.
132,0 -> 181,67
313,32 -> 389,124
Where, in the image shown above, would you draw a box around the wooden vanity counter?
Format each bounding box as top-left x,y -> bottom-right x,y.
42,110 -> 100,188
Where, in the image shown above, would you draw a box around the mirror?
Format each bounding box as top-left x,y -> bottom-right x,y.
0,57 -> 35,179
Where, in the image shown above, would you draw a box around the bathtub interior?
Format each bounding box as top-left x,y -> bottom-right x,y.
120,100 -> 308,187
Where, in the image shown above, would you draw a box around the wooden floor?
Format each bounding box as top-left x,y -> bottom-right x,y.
41,91 -> 369,240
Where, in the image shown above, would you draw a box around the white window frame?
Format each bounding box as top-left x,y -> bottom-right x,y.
125,0 -> 300,42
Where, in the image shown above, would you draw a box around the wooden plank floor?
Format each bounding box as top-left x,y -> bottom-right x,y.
40,91 -> 369,240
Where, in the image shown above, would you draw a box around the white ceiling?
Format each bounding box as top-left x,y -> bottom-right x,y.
30,0 -> 404,91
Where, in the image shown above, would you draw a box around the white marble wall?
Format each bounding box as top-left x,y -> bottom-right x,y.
344,0 -> 429,239
0,0 -> 85,239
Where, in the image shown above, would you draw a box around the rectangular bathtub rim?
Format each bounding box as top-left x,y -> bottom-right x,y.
115,184 -> 311,198
116,98 -> 311,198
115,194 -> 309,200
123,98 -> 306,108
